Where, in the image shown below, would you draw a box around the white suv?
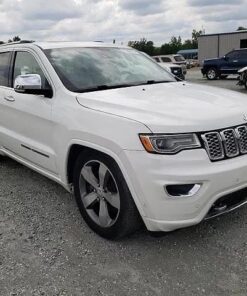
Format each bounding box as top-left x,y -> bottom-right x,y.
1,41 -> 247,239
153,54 -> 187,76
153,61 -> 184,80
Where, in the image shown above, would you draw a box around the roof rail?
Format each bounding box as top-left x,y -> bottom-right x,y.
0,40 -> 35,47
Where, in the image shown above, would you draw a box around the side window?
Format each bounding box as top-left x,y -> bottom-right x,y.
0,52 -> 11,87
244,50 -> 247,59
13,51 -> 48,88
226,51 -> 240,60
161,57 -> 172,63
239,50 -> 247,59
154,57 -> 160,62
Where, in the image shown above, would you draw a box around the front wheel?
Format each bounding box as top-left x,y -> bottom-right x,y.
73,151 -> 141,239
206,68 -> 218,80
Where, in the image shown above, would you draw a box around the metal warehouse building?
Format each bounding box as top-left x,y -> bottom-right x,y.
198,30 -> 247,64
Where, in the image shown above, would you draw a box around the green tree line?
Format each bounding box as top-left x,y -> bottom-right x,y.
128,27 -> 247,56
128,29 -> 202,56
0,36 -> 21,44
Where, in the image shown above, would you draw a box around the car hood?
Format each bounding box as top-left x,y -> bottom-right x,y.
76,82 -> 247,133
204,58 -> 221,63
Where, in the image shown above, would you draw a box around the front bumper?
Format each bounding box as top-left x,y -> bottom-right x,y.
120,149 -> 247,232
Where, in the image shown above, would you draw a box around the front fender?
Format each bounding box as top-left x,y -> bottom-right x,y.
62,138 -> 147,217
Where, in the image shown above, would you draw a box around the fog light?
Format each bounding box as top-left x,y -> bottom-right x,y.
165,184 -> 201,197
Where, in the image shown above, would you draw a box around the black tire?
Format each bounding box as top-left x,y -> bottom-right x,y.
245,80 -> 247,90
220,75 -> 228,79
206,68 -> 218,80
73,150 -> 142,239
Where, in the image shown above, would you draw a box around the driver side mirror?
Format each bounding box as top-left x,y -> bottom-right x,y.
14,74 -> 53,98
224,56 -> 229,61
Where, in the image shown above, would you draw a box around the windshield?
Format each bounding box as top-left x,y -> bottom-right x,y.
174,55 -> 185,62
44,47 -> 176,92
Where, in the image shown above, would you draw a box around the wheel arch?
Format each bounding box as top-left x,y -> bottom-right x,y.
65,141 -> 146,217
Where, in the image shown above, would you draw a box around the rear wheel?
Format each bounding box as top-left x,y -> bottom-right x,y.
206,68 -> 218,80
245,80 -> 247,90
73,151 -> 141,239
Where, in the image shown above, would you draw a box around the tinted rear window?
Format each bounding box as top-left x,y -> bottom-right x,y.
0,52 -> 11,87
161,57 -> 171,63
174,55 -> 185,62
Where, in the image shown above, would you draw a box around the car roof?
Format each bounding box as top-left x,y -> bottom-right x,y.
0,41 -> 130,50
153,54 -> 182,58
231,48 -> 247,51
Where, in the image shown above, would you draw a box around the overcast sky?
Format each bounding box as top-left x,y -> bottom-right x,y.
0,0 -> 246,45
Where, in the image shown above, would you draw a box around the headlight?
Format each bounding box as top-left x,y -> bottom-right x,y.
139,134 -> 201,154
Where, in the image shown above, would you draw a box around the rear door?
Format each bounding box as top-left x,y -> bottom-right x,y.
0,50 -> 57,174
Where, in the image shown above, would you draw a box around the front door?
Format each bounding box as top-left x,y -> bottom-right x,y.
0,50 -> 57,174
222,51 -> 242,74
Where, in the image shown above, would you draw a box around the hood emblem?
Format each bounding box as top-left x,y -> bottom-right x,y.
244,114 -> 247,122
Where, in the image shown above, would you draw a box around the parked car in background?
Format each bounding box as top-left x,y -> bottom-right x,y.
238,66 -> 247,90
187,59 -> 199,68
201,48 -> 247,80
156,62 -> 185,80
153,54 -> 187,76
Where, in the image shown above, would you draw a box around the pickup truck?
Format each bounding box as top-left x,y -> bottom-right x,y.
201,49 -> 247,80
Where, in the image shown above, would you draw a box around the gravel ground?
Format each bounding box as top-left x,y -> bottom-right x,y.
186,68 -> 246,93
0,70 -> 247,296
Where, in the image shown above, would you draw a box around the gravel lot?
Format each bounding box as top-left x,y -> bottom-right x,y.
186,68 -> 246,94
0,70 -> 247,296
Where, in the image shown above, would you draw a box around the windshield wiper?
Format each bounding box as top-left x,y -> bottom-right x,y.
77,83 -> 139,93
145,80 -> 172,85
77,80 -> 173,93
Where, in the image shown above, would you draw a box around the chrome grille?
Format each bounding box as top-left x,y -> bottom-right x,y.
202,132 -> 224,160
220,129 -> 239,157
201,125 -> 247,161
236,126 -> 247,154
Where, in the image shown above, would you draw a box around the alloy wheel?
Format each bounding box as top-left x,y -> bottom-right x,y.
207,69 -> 216,80
79,160 -> 120,228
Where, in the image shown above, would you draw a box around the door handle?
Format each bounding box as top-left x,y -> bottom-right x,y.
233,60 -> 238,63
4,95 -> 15,102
